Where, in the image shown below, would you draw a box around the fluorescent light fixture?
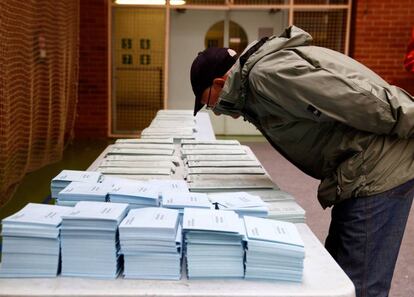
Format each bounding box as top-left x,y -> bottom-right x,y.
115,0 -> 186,5
229,37 -> 241,44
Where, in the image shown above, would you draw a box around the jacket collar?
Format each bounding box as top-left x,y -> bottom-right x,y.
213,26 -> 313,116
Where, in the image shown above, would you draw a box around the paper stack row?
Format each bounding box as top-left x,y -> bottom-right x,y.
0,202 -> 306,282
60,201 -> 128,278
119,207 -> 182,279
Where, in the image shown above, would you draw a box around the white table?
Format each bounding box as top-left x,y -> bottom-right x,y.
0,111 -> 355,297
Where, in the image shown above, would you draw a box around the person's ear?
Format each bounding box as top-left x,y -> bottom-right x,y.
212,77 -> 226,89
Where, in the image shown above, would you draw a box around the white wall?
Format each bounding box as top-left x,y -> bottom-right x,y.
168,9 -> 288,135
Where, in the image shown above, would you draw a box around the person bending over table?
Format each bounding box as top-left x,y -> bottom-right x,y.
190,26 -> 414,297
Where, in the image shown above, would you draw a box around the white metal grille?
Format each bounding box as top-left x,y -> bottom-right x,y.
294,9 -> 348,52
112,7 -> 165,135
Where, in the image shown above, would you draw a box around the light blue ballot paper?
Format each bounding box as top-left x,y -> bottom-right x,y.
208,192 -> 269,217
60,202 -> 128,279
56,181 -> 111,206
243,216 -> 305,282
119,207 -> 182,280
0,203 -> 72,278
50,170 -> 102,198
161,192 -> 211,212
183,209 -> 244,279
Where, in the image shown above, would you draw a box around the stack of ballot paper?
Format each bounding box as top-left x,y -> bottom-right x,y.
188,174 -> 277,191
242,189 -> 292,202
148,179 -> 190,196
115,138 -> 174,144
267,201 -> 306,223
97,166 -> 173,176
99,142 -> 177,179
105,154 -> 180,166
208,192 -> 269,218
183,208 -> 245,279
106,146 -> 174,156
56,182 -> 110,206
186,167 -> 265,175
181,139 -> 241,146
185,154 -> 256,162
153,110 -> 196,126
161,192 -> 212,215
0,203 -> 72,277
119,207 -> 182,279
141,127 -> 196,140
60,201 -> 128,278
50,170 -> 102,199
108,183 -> 160,209
111,142 -> 175,151
98,159 -> 176,171
243,216 -> 305,282
141,110 -> 197,140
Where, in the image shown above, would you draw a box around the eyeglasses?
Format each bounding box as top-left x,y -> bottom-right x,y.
205,86 -> 214,110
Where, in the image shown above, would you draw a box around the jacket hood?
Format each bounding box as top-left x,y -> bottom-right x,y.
214,26 -> 313,115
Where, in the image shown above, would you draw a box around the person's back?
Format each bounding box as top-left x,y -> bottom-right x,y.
215,27 -> 414,207
190,26 -> 414,297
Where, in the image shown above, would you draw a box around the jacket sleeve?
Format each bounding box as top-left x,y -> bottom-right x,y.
249,50 -> 414,138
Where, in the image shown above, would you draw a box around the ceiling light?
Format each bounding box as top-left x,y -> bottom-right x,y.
115,0 -> 186,5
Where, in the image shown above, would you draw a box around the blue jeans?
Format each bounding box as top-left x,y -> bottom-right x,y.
325,179 -> 414,297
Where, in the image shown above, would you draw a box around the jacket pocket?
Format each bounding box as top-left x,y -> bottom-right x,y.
336,151 -> 366,199
318,151 -> 366,208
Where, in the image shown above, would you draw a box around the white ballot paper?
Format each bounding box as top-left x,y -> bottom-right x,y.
181,139 -> 240,145
107,147 -> 174,156
181,145 -> 243,150
181,149 -> 246,156
186,167 -> 265,175
112,143 -> 174,150
105,155 -> 180,165
97,167 -> 173,175
187,160 -> 261,168
185,154 -> 255,162
115,138 -> 174,144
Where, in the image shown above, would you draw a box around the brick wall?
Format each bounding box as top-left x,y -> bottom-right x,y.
353,0 -> 414,93
75,0 -> 108,139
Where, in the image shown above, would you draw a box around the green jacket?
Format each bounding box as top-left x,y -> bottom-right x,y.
214,26 -> 414,208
